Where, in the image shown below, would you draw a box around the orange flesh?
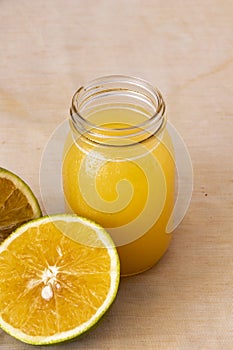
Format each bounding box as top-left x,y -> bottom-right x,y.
0,177 -> 34,241
0,221 -> 111,336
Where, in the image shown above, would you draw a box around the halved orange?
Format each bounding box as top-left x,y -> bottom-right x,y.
0,214 -> 120,345
0,167 -> 42,242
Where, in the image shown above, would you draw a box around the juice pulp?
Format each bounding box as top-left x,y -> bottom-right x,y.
62,107 -> 175,276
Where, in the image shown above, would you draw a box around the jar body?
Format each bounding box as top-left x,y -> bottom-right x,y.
62,76 -> 175,276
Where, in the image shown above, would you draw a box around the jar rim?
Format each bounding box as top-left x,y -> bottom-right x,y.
70,75 -> 166,145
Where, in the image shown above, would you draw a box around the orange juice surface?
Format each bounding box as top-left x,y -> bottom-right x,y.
62,107 -> 175,276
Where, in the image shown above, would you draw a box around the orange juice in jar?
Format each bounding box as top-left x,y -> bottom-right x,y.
62,76 -> 175,276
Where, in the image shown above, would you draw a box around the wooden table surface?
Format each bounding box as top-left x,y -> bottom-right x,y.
0,1 -> 232,349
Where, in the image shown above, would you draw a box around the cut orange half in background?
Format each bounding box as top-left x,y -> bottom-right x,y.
0,167 -> 42,242
0,214 -> 120,345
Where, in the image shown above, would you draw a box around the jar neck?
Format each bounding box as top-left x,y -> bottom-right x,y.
70,75 -> 166,146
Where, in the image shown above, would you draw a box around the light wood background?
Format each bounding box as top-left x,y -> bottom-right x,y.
0,1 -> 232,349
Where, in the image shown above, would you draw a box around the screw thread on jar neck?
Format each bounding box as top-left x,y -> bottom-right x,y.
70,75 -> 166,146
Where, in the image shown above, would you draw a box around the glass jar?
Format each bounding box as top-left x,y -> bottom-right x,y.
62,75 -> 175,276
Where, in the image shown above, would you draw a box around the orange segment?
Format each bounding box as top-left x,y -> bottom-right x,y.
0,168 -> 41,242
0,214 -> 120,345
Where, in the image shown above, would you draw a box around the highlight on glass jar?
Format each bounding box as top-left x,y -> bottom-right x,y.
39,75 -> 193,277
